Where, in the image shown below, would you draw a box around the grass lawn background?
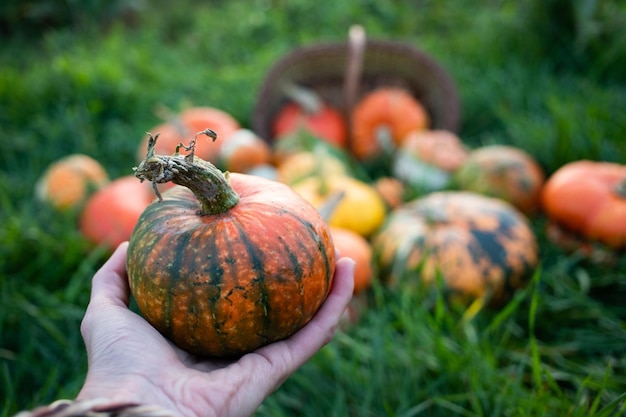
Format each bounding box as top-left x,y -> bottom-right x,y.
2,0 -> 626,415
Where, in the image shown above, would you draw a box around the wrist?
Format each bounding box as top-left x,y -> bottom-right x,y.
76,373 -> 143,404
13,398 -> 180,417
76,371 -> 174,412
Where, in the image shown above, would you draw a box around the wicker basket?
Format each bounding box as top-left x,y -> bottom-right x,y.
252,27 -> 461,145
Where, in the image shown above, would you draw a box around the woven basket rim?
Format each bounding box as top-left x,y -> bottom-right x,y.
252,38 -> 461,143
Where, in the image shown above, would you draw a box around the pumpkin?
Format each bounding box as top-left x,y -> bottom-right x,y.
330,226 -> 373,294
79,175 -> 154,251
372,176 -> 406,209
454,145 -> 545,214
351,87 -> 430,161
392,129 -> 468,193
217,128 -> 271,173
291,174 -> 387,237
136,106 -> 240,164
272,83 -> 347,148
126,133 -> 336,357
35,154 -> 109,211
372,191 -> 538,306
541,160 -> 626,249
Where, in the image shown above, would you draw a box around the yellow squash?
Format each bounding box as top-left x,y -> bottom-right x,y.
291,174 -> 386,237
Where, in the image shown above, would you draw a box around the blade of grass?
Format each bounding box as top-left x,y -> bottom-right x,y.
484,267 -> 540,336
593,392 -> 626,417
528,268 -> 543,391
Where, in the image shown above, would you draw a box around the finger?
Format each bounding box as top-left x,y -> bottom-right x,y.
89,241 -> 131,308
81,242 -> 130,349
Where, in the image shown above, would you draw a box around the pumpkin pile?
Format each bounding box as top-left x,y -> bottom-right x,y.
266,86 -> 545,309
34,50 -> 626,357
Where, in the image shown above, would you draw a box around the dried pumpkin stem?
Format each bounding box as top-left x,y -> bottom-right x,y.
134,130 -> 240,215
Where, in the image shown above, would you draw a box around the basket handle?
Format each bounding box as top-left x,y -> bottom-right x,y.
344,25 -> 366,143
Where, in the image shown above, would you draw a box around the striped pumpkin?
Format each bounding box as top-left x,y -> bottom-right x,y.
372,191 -> 538,306
127,133 -> 335,357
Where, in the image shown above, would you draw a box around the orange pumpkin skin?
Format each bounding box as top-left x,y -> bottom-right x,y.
541,160 -> 626,249
136,107 -> 240,163
36,154 -> 109,210
351,88 -> 430,161
330,226 -> 373,294
79,175 -> 154,251
272,102 -> 348,149
127,170 -> 335,358
454,145 -> 545,214
372,191 -> 538,306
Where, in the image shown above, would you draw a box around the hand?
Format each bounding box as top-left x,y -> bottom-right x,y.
77,242 -> 355,417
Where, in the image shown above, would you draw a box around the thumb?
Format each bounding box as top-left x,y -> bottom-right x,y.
89,241 -> 131,308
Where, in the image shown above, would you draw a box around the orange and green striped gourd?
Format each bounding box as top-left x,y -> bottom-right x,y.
127,131 -> 336,357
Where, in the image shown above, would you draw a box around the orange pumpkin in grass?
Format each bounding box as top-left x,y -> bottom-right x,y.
79,175 -> 154,251
372,191 -> 538,306
136,106 -> 240,164
399,130 -> 468,172
542,160 -> 626,249
454,145 -> 545,214
351,87 -> 430,161
35,154 -> 109,211
330,226 -> 373,294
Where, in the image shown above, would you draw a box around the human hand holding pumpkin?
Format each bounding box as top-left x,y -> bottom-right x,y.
76,242 -> 355,417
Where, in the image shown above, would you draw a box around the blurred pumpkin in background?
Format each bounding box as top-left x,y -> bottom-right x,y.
393,129 -> 468,193
351,87 -> 430,161
136,106 -> 240,164
330,226 -> 373,294
35,154 -> 109,211
79,175 -> 154,251
272,83 -> 347,149
454,145 -> 545,214
217,128 -> 271,173
542,160 -> 626,249
373,191 -> 538,307
372,176 -> 406,209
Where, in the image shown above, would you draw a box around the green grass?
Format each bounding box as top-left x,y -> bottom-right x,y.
2,0 -> 626,415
